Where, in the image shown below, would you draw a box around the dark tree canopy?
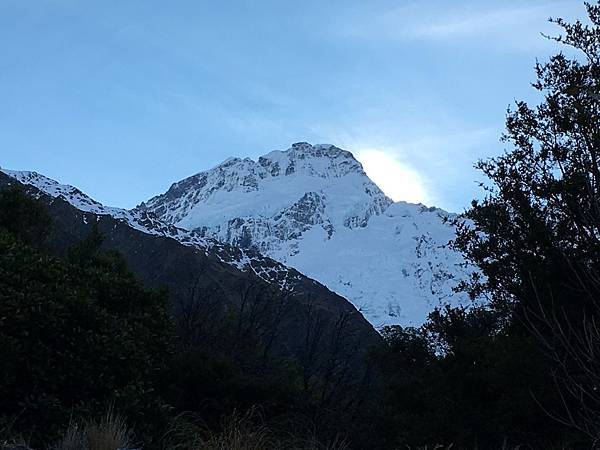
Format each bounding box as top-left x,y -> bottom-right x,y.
455,2 -> 600,319
0,189 -> 174,446
452,1 -> 600,441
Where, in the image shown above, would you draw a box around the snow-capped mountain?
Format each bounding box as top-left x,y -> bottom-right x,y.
139,142 -> 472,327
0,169 -> 306,291
0,169 -> 381,372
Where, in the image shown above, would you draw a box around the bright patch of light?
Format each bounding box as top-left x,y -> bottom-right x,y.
356,149 -> 428,204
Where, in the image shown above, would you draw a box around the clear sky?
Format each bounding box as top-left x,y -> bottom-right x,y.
0,0 -> 586,211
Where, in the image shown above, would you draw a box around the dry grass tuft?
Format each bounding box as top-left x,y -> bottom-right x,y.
56,422 -> 87,450
201,409 -> 273,450
163,409 -> 273,450
55,407 -> 132,450
162,408 -> 349,450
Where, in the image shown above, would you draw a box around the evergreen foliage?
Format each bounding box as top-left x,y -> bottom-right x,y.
0,189 -> 173,446
375,313 -> 577,448
453,1 -> 600,440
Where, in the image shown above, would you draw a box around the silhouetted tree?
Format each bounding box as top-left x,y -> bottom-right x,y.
454,1 -> 600,442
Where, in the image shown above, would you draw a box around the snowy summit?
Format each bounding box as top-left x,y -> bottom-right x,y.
139,142 -> 473,327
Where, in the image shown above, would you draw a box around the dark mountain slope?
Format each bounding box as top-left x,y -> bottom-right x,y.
0,171 -> 381,406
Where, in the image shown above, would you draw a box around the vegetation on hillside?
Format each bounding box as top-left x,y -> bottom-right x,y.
0,188 -> 173,446
0,187 -> 369,448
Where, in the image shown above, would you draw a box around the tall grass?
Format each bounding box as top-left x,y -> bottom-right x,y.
162,408 -> 349,450
55,407 -> 132,450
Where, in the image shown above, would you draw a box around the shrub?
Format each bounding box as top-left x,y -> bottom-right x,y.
0,191 -> 173,446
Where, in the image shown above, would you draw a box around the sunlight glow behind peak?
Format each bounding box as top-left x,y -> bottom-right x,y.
356,149 -> 428,205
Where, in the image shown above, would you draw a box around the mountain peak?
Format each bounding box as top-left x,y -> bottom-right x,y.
283,142 -> 358,162
138,142 -> 471,327
140,141 -> 389,230
288,142 -> 348,157
257,142 -> 365,180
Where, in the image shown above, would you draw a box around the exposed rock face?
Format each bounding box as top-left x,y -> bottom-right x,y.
140,142 -> 473,327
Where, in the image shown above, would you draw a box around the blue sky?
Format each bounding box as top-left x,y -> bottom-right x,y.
0,0 -> 585,211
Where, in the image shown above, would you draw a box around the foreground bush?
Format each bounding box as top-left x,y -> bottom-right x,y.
0,188 -> 173,446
